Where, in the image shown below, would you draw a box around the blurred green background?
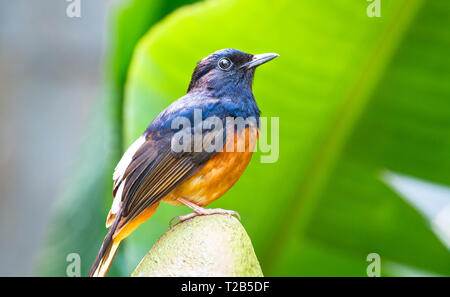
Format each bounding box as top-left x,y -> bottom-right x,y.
8,0 -> 449,276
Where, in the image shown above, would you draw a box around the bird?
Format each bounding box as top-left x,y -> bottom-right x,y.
89,48 -> 279,277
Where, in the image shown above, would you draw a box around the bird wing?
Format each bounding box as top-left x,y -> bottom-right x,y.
90,129 -> 218,277
108,130 -> 217,232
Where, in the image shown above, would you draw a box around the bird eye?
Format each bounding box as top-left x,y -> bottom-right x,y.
218,58 -> 232,70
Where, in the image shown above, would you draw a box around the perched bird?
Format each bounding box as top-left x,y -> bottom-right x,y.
89,48 -> 278,277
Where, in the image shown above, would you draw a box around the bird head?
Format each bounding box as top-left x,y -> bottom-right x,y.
187,48 -> 279,96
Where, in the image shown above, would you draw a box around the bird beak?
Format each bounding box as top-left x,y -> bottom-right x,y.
242,53 -> 279,69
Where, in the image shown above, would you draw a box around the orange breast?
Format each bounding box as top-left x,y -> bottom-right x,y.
163,126 -> 258,206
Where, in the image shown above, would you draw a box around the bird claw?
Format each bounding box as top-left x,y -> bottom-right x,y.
169,213 -> 198,229
169,208 -> 241,229
207,208 -> 241,221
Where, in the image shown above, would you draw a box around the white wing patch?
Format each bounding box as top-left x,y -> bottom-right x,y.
111,182 -> 124,214
110,135 -> 146,215
113,136 -> 146,182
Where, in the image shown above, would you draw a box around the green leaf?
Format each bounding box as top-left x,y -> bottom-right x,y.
123,0 -> 450,276
306,0 -> 450,275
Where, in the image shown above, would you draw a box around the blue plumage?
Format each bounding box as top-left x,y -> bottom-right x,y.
146,49 -> 261,136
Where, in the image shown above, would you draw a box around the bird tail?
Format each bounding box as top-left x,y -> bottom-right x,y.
89,238 -> 121,277
88,202 -> 160,276
89,207 -> 124,277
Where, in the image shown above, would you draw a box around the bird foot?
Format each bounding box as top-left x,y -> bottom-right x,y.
169,208 -> 241,229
